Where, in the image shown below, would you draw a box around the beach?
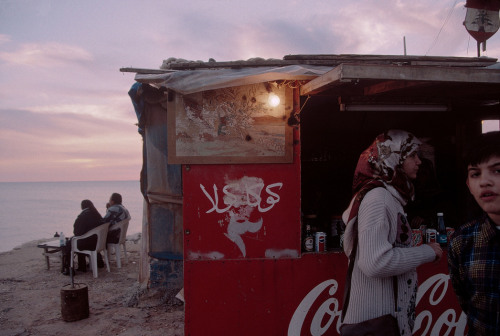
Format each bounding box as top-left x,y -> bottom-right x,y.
0,237 -> 184,336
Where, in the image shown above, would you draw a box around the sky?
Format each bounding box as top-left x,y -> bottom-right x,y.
1,0 -> 499,182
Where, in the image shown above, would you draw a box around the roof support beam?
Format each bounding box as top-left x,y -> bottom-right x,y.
301,63 -> 500,96
363,80 -> 432,95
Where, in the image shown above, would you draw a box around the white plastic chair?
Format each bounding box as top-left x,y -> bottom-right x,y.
71,222 -> 111,278
106,218 -> 130,268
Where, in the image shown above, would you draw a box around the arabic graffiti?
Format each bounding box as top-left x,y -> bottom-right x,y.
200,177 -> 283,214
200,176 -> 283,256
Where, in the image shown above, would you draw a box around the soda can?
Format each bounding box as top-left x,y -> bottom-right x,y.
426,229 -> 437,243
411,229 -> 423,246
315,232 -> 327,252
446,227 -> 455,242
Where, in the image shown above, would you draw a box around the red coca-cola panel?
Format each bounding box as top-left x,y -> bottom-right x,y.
185,253 -> 465,336
414,256 -> 467,336
183,125 -> 302,261
183,162 -> 301,260
183,127 -> 465,335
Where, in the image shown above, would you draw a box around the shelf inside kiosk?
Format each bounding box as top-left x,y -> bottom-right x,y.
299,95 -> 491,253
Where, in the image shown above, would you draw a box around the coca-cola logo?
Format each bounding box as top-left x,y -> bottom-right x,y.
288,280 -> 341,336
288,274 -> 467,336
414,274 -> 467,336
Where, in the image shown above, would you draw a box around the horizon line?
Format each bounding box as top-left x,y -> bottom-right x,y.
0,179 -> 140,183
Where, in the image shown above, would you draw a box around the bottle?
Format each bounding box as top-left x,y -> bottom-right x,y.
330,218 -> 339,248
437,213 -> 447,247
303,224 -> 314,252
330,217 -> 342,248
59,232 -> 66,246
339,221 -> 345,249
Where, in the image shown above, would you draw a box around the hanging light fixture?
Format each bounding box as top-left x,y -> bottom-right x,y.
268,93 -> 280,107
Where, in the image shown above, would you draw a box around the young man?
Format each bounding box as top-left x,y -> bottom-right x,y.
448,131 -> 500,335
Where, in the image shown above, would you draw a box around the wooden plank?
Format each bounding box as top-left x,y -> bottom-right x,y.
300,65 -> 345,96
342,63 -> 500,82
410,61 -> 498,67
301,63 -> 500,96
284,54 -> 497,64
364,80 -> 433,95
167,59 -> 295,70
119,67 -> 175,74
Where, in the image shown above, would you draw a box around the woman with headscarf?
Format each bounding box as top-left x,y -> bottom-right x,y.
340,130 -> 443,335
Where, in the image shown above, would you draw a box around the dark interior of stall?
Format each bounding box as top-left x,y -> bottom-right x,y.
299,95 -> 497,251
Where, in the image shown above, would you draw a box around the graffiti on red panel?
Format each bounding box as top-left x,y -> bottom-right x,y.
200,176 -> 283,257
288,274 -> 467,336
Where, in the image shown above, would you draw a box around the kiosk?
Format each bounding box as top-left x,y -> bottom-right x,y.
123,54 -> 500,335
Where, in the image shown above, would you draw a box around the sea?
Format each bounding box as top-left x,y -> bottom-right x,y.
0,181 -> 144,253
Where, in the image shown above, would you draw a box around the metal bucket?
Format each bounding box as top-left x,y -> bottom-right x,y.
60,283 -> 89,322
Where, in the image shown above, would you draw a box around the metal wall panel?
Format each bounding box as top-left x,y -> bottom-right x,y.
185,253 -> 464,336
144,102 -> 183,259
182,160 -> 301,260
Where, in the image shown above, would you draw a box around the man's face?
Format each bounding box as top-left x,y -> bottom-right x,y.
467,155 -> 500,225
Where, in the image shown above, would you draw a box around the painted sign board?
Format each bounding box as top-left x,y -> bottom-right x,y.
464,7 -> 500,43
464,0 -> 500,44
168,83 -> 293,164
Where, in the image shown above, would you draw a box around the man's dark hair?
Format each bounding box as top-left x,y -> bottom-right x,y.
110,193 -> 122,205
464,130 -> 500,167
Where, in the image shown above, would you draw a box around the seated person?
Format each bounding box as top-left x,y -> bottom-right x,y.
61,199 -> 104,275
103,193 -> 130,244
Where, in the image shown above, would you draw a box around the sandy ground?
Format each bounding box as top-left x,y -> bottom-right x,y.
0,238 -> 184,336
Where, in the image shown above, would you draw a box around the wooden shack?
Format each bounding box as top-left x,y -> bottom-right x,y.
122,54 -> 500,335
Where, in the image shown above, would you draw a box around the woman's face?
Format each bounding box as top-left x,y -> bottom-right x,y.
402,152 -> 422,180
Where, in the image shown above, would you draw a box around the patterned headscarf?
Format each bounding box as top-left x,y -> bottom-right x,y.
352,130 -> 421,200
345,130 -> 421,239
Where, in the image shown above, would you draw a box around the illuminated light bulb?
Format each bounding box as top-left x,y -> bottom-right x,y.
268,93 -> 280,107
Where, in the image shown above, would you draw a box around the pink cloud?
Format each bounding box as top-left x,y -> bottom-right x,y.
0,42 -> 93,68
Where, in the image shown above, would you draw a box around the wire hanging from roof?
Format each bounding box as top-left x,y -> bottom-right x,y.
426,0 -> 459,55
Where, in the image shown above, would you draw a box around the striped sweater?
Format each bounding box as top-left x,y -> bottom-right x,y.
341,187 -> 436,335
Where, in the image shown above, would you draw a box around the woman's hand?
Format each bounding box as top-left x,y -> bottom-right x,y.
427,242 -> 443,263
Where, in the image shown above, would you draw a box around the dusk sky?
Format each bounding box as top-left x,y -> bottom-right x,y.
1,1 -> 499,182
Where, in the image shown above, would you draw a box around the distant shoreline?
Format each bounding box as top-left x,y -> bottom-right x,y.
0,180 -> 144,255
2,232 -> 142,255
0,180 -> 140,184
